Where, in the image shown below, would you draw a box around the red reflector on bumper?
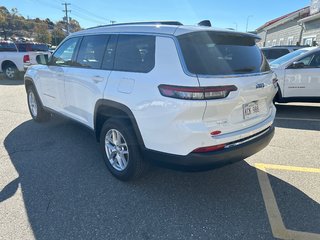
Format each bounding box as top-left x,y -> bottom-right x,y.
192,144 -> 225,153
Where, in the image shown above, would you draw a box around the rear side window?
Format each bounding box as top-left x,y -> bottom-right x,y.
76,35 -> 109,69
114,35 -> 155,73
178,31 -> 270,75
268,49 -> 290,60
101,35 -> 117,70
31,44 -> 49,52
0,42 -> 17,52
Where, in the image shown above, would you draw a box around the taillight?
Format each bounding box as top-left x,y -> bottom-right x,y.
158,85 -> 237,100
23,55 -> 30,63
192,144 -> 225,153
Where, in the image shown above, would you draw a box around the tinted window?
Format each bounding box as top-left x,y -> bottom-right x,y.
51,38 -> 80,66
0,42 -> 17,52
16,43 -> 48,52
270,49 -> 309,68
101,35 -> 117,70
76,35 -> 109,69
178,31 -> 270,75
298,51 -> 320,68
268,49 -> 290,60
114,35 -> 155,73
16,43 -> 28,52
31,44 -> 49,52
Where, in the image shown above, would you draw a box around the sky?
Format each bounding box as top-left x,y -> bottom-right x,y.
1,0 -> 311,31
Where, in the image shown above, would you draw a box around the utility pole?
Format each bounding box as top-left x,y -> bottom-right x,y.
62,2 -> 71,34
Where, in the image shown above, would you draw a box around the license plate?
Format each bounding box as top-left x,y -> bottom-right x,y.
243,101 -> 260,120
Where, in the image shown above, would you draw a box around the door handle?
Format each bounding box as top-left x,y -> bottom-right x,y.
92,75 -> 104,83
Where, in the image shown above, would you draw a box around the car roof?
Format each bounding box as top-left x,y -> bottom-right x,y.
71,23 -> 260,39
300,46 -> 319,51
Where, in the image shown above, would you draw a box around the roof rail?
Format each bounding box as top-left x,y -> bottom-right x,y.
86,21 -> 183,30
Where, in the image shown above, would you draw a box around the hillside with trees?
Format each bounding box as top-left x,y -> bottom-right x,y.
0,6 -> 81,45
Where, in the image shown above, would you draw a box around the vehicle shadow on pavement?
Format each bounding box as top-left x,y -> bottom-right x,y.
0,79 -> 24,85
2,118 -> 320,239
275,104 -> 320,131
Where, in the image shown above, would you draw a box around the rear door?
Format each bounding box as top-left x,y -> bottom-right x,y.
283,51 -> 320,98
63,34 -> 115,127
178,31 -> 276,134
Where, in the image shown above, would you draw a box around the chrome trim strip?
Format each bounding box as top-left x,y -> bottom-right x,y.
211,111 -> 274,141
196,71 -> 272,79
224,127 -> 270,149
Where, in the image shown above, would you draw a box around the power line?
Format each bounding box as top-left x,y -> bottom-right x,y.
72,4 -> 113,22
70,10 -> 106,25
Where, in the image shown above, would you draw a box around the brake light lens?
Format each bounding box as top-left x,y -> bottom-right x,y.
192,144 -> 225,153
158,85 -> 237,100
23,55 -> 30,63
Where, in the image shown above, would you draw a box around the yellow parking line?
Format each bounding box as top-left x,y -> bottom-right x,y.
255,163 -> 320,240
255,163 -> 320,173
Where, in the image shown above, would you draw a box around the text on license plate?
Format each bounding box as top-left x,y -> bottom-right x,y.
243,101 -> 260,119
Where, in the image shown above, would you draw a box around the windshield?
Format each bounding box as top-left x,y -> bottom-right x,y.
178,31 -> 270,75
269,49 -> 309,68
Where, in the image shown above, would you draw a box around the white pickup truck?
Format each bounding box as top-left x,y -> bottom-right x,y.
0,41 -> 49,79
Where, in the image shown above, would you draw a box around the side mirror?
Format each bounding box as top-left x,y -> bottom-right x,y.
290,61 -> 305,69
36,54 -> 49,65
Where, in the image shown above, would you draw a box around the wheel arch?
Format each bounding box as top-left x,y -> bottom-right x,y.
24,77 -> 44,106
94,99 -> 145,148
274,83 -> 284,103
1,60 -> 17,71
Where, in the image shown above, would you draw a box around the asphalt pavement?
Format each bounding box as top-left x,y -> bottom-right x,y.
0,79 -> 319,240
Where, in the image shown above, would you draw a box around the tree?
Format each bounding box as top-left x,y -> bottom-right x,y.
51,21 -> 67,45
69,18 -> 81,33
0,6 -> 9,39
34,22 -> 51,43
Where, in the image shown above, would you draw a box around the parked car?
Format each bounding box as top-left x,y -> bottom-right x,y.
0,40 -> 49,79
270,47 -> 320,103
261,46 -> 308,62
24,22 -> 277,180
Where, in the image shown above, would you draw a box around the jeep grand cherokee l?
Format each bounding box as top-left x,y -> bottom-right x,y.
24,22 -> 277,180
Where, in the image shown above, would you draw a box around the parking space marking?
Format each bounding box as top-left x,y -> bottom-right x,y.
255,163 -> 320,240
256,163 -> 320,173
276,117 -> 320,122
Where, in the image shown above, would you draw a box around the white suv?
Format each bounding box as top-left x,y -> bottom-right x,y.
25,22 -> 277,180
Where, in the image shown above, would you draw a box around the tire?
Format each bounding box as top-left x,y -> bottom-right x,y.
27,86 -> 50,122
100,118 -> 148,181
4,64 -> 19,80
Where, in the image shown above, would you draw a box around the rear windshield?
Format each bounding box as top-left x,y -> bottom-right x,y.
178,31 -> 270,75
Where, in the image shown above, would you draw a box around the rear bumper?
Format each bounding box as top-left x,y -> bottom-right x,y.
143,125 -> 274,169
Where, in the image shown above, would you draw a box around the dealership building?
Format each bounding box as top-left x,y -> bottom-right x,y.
256,0 -> 320,47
